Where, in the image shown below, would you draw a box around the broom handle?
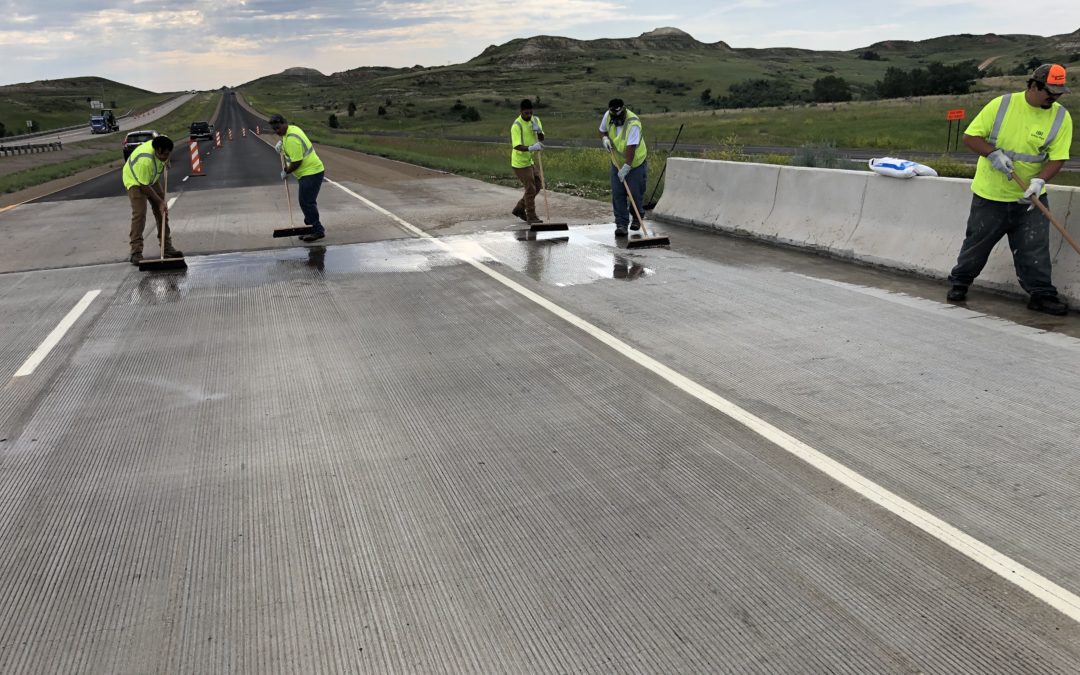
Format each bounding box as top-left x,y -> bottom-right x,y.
161,165 -> 168,259
282,153 -> 295,229
1012,174 -> 1080,256
608,148 -> 650,237
535,152 -> 551,222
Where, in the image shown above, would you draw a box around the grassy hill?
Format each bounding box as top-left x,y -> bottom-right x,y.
0,77 -> 173,137
238,27 -> 1080,145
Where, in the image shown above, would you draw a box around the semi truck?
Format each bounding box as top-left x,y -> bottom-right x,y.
89,109 -> 120,134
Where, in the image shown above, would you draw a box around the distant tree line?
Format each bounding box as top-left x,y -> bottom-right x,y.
874,61 -> 979,98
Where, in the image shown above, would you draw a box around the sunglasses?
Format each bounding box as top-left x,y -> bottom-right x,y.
1035,82 -> 1062,98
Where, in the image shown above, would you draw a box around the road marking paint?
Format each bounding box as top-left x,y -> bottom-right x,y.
167,197 -> 177,210
13,290 -> 101,378
182,176 -> 189,183
326,177 -> 1080,624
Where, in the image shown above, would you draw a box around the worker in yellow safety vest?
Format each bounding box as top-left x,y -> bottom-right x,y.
599,98 -> 648,237
122,135 -> 182,265
270,113 -> 327,242
510,99 -> 545,224
946,63 -> 1073,315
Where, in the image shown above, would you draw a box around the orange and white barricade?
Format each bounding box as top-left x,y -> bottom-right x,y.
189,140 -> 204,176
242,128 -> 247,138
214,131 -> 222,148
228,128 -> 234,141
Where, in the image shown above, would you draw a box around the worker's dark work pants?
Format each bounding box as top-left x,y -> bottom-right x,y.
297,172 -> 325,234
948,193 -> 1057,297
610,161 -> 647,228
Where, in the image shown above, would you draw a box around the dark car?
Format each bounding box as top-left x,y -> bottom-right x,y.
122,130 -> 159,160
189,121 -> 213,141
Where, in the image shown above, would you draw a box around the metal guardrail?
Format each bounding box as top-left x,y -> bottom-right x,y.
0,141 -> 64,156
4,123 -> 85,142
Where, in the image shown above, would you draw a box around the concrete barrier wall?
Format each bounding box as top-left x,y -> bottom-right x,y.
654,159 -> 1080,304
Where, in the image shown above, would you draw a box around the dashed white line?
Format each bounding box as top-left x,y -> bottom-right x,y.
167,197 -> 177,210
326,176 -> 1080,624
13,290 -> 101,378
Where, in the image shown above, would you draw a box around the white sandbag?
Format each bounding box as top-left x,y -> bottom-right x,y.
869,157 -> 938,179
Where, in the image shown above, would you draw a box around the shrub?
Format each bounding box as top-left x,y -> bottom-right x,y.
792,141 -> 841,168
461,106 -> 481,122
328,114 -> 339,128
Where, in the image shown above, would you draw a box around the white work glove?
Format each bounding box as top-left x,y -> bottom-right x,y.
1022,177 -> 1045,210
274,141 -> 282,152
602,137 -> 613,151
986,149 -> 1013,176
617,163 -> 631,181
280,170 -> 287,180
528,142 -> 544,152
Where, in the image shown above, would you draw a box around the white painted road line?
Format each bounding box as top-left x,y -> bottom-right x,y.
327,177 -> 1080,624
14,290 -> 101,378
166,197 -> 177,209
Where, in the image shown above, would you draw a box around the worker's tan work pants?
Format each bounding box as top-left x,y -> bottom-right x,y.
513,166 -> 542,218
128,183 -> 174,254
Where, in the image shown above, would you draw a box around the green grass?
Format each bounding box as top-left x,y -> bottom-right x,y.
0,77 -> 174,136
0,92 -> 222,194
0,151 -> 119,194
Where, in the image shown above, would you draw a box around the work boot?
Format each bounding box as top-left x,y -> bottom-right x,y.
164,247 -> 184,258
129,252 -> 143,265
614,227 -> 628,238
946,285 -> 967,302
630,220 -> 641,231
512,206 -> 528,222
525,215 -> 543,225
1027,294 -> 1068,316
299,231 -> 326,242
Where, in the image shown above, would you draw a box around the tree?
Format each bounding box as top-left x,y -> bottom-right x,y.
461,106 -> 481,122
718,78 -> 799,108
110,100 -> 117,109
377,106 -> 387,116
876,67 -> 912,98
812,76 -> 851,102
859,51 -> 882,61
328,114 -> 339,128
700,88 -> 713,106
347,101 -> 357,117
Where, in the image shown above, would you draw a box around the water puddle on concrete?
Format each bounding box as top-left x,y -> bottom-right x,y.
163,223 -> 663,293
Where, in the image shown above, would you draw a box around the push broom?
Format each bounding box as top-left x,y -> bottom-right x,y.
1013,174 -> 1080,256
272,153 -> 316,238
139,165 -> 187,272
528,152 -> 569,232
608,148 -> 670,249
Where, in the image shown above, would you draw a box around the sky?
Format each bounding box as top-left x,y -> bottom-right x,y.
1,0 -> 1077,91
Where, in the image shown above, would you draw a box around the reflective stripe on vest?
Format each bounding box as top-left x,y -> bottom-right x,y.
127,151 -> 163,186
988,93 -> 1067,164
514,119 -> 540,143
285,131 -> 313,158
